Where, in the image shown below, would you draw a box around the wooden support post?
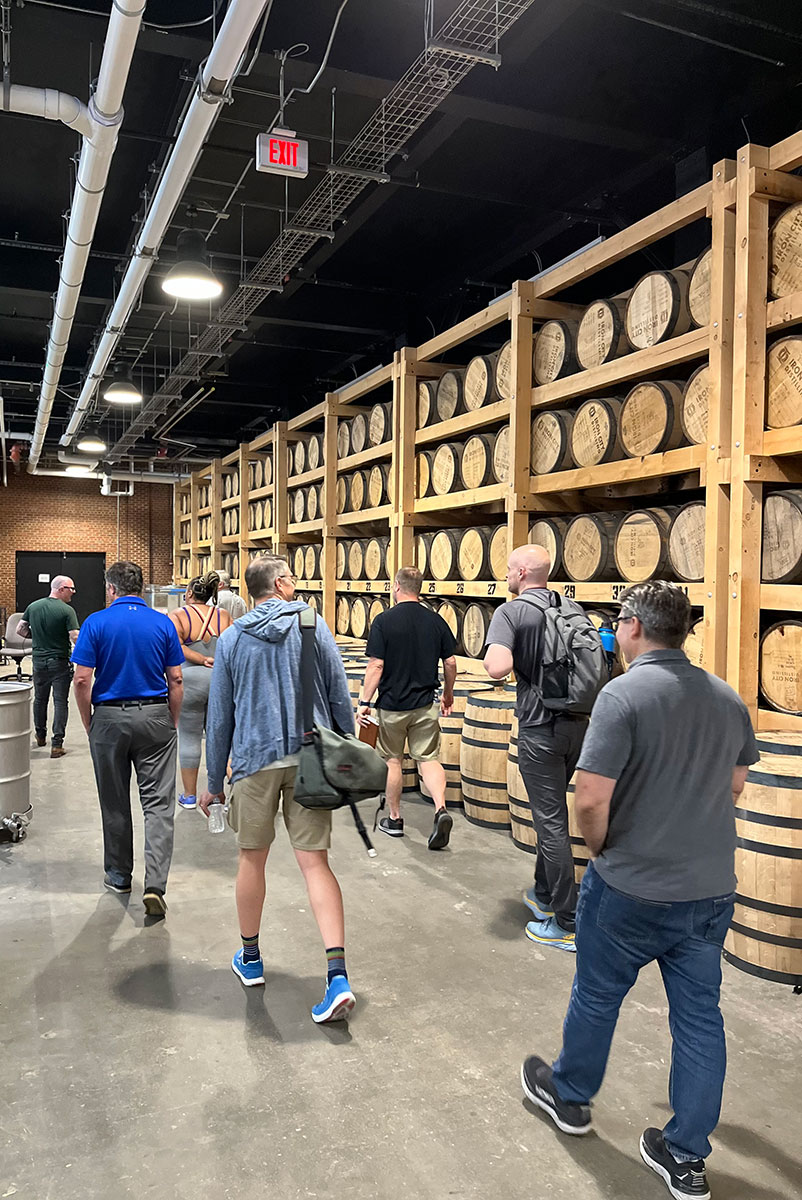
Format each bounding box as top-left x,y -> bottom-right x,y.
322,396 -> 338,631
172,484 -> 182,585
190,470 -> 202,578
728,144 -> 771,717
210,458 -> 222,570
394,349 -> 417,575
702,160 -> 736,678
507,279 -> 536,558
237,443 -> 250,604
273,421 -> 288,558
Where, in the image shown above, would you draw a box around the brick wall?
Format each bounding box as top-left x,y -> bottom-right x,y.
0,472 -> 173,615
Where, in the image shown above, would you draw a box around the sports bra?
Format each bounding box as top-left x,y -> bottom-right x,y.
179,603 -> 222,647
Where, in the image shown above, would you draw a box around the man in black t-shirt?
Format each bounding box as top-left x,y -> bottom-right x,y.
357,567 -> 457,850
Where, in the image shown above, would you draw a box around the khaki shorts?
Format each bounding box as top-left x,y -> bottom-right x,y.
227,766 -> 332,851
377,703 -> 441,762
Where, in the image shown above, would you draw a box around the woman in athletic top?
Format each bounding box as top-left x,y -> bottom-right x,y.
169,571 -> 234,810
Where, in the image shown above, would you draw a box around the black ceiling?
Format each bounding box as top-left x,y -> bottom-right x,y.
1,0 -> 801,463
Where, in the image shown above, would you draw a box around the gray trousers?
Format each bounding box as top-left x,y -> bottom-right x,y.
518,716 -> 589,933
33,657 -> 72,745
88,703 -> 177,893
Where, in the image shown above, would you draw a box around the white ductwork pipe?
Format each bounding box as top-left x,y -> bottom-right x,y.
3,84 -> 93,137
22,0 -> 146,472
36,469 -> 184,484
59,0 -> 271,454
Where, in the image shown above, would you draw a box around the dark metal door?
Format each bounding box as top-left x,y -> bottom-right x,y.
15,551 -> 106,624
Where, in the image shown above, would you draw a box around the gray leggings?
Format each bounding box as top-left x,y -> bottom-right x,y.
177,663 -> 211,770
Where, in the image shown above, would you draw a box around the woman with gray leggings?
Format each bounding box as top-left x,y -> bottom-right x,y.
169,572 -> 234,809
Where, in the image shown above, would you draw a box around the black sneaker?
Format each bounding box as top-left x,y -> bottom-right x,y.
143,890 -> 168,916
103,875 -> 132,895
428,808 -> 453,850
521,1056 -> 592,1135
378,816 -> 404,838
640,1128 -> 710,1199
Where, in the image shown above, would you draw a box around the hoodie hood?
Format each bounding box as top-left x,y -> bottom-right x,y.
237,597 -> 307,643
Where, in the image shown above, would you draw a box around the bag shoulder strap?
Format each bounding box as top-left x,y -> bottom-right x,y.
298,608 -> 317,734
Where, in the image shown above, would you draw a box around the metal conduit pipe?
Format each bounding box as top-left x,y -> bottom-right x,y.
24,0 -> 146,472
59,0 -> 271,453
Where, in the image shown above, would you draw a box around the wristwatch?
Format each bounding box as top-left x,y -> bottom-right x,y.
358,699 -> 372,707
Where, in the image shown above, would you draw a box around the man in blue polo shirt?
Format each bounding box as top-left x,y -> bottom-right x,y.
72,561 -> 184,916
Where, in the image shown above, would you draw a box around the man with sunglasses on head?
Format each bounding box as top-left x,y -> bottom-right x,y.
18,575 -> 80,759
520,580 -> 759,1200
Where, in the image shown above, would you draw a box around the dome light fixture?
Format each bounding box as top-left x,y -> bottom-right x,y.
103,363 -> 143,404
77,420 -> 107,453
65,464 -> 93,477
161,228 -> 223,301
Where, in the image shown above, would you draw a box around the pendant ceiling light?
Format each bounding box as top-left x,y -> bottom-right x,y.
161,228 -> 223,301
77,419 -> 107,453
103,363 -> 143,404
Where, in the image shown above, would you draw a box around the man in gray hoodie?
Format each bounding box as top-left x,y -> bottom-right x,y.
200,554 -> 356,1023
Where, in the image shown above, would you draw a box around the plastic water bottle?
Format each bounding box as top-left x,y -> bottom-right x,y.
207,801 -> 227,834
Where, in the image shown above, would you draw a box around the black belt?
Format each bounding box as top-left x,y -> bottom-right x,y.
94,697 -> 168,708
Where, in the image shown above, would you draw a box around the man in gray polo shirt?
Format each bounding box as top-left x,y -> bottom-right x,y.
520,581 -> 758,1200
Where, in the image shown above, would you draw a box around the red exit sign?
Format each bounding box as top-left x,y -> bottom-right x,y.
256,129 -> 309,178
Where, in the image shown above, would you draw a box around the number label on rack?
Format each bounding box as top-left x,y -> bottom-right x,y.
384,581 -> 391,592
612,584 -> 625,600
487,583 -> 496,595
428,581 -> 436,593
346,581 -> 351,591
564,584 -> 576,599
457,582 -> 464,595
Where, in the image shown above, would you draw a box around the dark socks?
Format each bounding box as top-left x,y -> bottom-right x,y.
326,946 -> 346,982
241,933 -> 260,963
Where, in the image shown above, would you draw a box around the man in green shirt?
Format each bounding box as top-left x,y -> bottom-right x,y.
19,576 -> 80,758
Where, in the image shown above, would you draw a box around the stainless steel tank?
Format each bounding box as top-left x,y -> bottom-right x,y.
0,682 -> 33,836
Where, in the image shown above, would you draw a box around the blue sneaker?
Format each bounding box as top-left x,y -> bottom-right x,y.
178,794 -> 197,810
311,974 -> 355,1024
525,917 -> 576,952
231,948 -> 265,987
523,887 -> 555,921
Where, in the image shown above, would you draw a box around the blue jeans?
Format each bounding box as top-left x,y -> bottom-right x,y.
552,861 -> 734,1162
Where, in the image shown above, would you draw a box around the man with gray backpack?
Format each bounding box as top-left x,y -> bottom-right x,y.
484,543 -> 605,952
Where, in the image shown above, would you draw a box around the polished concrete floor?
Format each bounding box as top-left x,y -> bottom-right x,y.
2,730 -> 801,1200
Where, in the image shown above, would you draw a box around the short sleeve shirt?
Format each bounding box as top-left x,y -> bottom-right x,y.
22,597 -> 79,662
366,602 -> 457,711
576,649 -> 760,902
71,595 -> 185,703
485,589 -> 553,727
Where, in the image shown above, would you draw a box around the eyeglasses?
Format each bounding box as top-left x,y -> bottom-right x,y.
611,615 -> 635,632
279,573 -> 296,583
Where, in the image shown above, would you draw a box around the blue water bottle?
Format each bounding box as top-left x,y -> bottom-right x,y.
599,624 -> 616,679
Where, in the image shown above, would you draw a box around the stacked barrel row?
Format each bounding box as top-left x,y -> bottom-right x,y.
289,433 -> 325,477
759,488 -> 802,714
248,457 -> 273,490
420,597 -> 497,659
248,497 -> 273,534
763,204 -> 802,431
530,368 -> 710,473
179,492 -> 191,515
336,594 -> 390,639
223,469 -> 240,499
415,525 -> 508,583
529,502 -> 706,583
222,508 -> 240,536
336,463 -> 393,513
415,427 -> 509,498
197,515 -> 213,541
221,552 -> 240,580
417,353 -> 509,426
177,554 -> 190,580
196,482 -> 211,509
289,484 -> 325,525
336,536 -> 390,580
292,543 -> 323,581
337,401 -> 394,459
179,515 -> 190,545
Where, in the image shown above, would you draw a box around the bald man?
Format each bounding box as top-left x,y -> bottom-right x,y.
19,575 -> 80,758
484,544 -> 591,952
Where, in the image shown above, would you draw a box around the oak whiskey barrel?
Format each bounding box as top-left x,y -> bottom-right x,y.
723,730 -> 802,988
431,443 -> 463,495
529,516 -> 569,576
688,247 -> 712,328
306,484 -> 319,522
495,341 -> 513,401
336,541 -> 348,579
350,412 -> 368,455
349,469 -> 367,512
368,596 -> 388,628
462,602 -> 494,658
232,508 -> 240,535
489,524 -> 508,581
224,474 -> 232,499
533,319 -> 578,384
680,364 -> 710,445
619,381 -> 684,458
348,539 -> 366,581
304,544 -> 320,580
294,440 -> 306,476
570,397 -> 623,467
769,202 -> 802,299
263,497 -> 273,531
668,502 -> 706,582
563,513 -> 619,581
336,476 -> 349,514
761,621 -> 802,713
263,456 -> 273,487
762,490 -> 802,583
336,595 -> 351,636
350,596 -> 369,640
767,337 -> 802,428
436,370 -> 464,422
415,451 -> 433,499
293,546 -> 306,579
461,686 -> 516,829
576,298 -> 628,370
429,529 -> 461,580
415,532 -> 431,576
460,434 -> 495,490
368,401 -> 392,447
292,489 -> 305,525
307,433 -> 322,471
417,381 -> 437,428
457,527 -> 492,581
364,536 -> 389,581
464,354 -> 500,411
613,507 -> 677,583
625,269 -> 691,350
436,600 -> 465,653
683,618 -> 705,668
337,421 -> 351,460
530,410 -> 574,474
367,463 -> 390,508
493,425 -> 510,483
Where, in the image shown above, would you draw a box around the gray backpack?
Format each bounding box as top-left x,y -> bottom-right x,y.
517,591 -> 606,715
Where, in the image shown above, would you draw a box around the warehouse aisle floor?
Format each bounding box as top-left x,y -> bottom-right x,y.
2,736 -> 801,1200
